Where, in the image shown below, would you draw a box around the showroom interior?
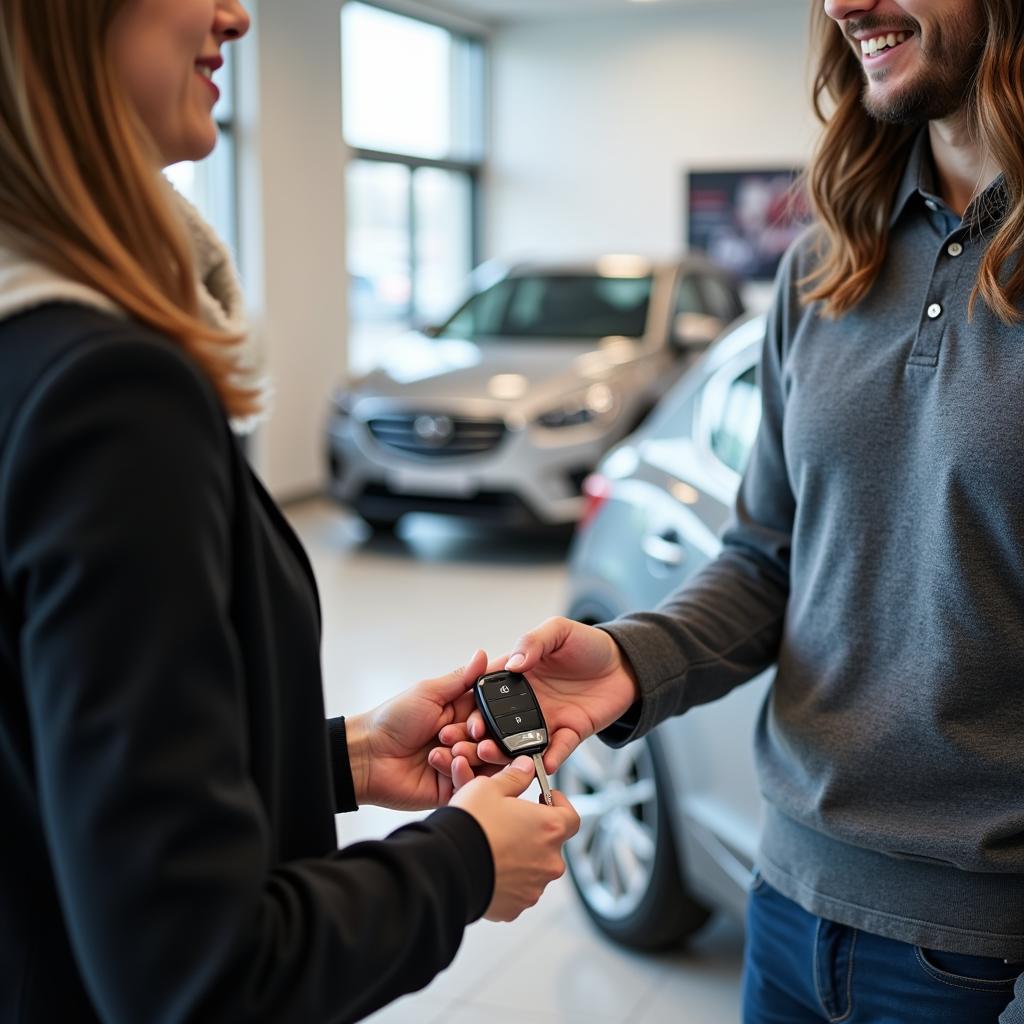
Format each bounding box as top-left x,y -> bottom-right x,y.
173,0 -> 813,1021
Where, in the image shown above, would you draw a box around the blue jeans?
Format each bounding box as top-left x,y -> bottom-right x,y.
742,874 -> 1020,1023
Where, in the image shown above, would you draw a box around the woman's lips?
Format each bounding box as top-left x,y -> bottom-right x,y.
195,68 -> 220,102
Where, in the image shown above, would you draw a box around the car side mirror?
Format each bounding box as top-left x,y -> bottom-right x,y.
672,312 -> 724,350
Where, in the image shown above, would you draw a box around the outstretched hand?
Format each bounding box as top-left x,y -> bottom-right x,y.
346,650 -> 488,810
428,617 -> 640,778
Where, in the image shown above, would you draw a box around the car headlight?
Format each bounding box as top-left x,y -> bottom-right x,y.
536,384 -> 616,429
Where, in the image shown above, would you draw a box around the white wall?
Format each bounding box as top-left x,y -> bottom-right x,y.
485,3 -> 817,267
236,0 -> 349,500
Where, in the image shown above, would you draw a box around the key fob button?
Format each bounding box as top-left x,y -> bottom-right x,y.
484,682 -> 529,702
496,710 -> 541,735
487,695 -> 537,718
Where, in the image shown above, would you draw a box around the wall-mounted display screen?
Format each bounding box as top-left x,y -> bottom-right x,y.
686,169 -> 811,282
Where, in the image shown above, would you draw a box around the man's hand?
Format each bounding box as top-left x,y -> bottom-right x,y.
449,755 -> 580,921
429,617 -> 640,778
346,650 -> 487,810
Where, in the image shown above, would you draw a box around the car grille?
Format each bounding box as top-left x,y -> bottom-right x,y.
365,413 -> 507,458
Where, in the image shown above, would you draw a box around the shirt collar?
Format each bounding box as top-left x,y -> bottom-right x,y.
889,127 -> 1009,231
889,129 -> 937,227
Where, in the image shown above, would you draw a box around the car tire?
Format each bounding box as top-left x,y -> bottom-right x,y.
558,735 -> 711,950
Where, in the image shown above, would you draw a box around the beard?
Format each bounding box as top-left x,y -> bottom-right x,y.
856,12 -> 986,124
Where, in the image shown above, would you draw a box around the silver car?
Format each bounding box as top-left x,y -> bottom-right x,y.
326,257 -> 744,529
559,312 -> 767,949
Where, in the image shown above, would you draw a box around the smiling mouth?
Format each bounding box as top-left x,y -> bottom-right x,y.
860,31 -> 913,58
194,67 -> 220,104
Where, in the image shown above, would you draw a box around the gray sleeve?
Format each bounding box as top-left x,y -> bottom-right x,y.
598,243 -> 805,747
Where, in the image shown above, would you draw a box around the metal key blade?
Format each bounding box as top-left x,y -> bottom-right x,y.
533,753 -> 553,806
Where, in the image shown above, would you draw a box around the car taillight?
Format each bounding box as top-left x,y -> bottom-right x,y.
578,474 -> 612,531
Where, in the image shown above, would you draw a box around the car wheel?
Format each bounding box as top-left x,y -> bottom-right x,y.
558,735 -> 711,950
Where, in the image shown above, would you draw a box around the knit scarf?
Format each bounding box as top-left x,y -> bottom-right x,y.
0,187 -> 267,432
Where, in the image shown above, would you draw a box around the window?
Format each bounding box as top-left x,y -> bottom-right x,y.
700,273 -> 744,323
673,274 -> 704,316
164,45 -> 239,258
709,365 -> 761,474
442,275 -> 654,342
342,1 -> 485,372
342,2 -> 483,162
346,161 -> 412,328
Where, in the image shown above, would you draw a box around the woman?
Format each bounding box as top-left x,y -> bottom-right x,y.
0,1 -> 578,1021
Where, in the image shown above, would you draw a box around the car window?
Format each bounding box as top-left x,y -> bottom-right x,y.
439,274 -> 654,341
709,365 -> 760,474
644,373 -> 696,442
700,274 -> 742,323
442,279 -> 514,339
673,274 -> 704,316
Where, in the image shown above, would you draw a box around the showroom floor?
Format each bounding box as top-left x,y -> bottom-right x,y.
287,500 -> 745,1024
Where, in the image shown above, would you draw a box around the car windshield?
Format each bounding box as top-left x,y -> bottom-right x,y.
438,274 -> 654,341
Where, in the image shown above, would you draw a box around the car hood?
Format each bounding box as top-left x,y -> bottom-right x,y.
350,331 -> 644,406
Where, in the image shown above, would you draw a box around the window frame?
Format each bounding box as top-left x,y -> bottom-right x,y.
342,0 -> 486,324
212,99 -> 239,261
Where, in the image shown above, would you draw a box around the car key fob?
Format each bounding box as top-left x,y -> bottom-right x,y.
474,670 -> 553,805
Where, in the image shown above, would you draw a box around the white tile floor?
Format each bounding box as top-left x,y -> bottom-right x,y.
286,500 -> 745,1024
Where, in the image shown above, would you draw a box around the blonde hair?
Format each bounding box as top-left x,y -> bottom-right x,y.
0,0 -> 259,418
801,0 -> 1024,323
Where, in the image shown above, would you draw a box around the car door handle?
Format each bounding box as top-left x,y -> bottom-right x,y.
642,530 -> 686,567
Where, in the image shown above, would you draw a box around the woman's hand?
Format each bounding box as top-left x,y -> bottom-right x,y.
429,618 -> 641,778
346,651 -> 488,810
449,755 -> 580,922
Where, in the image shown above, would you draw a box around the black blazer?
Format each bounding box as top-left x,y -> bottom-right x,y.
0,304 -> 492,1023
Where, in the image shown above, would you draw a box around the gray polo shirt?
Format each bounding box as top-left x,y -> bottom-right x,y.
602,130 -> 1024,959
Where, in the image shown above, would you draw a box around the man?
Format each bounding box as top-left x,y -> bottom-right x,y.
435,1 -> 1024,1020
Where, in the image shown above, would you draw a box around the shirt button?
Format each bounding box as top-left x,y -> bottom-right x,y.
927,303 -> 942,319
925,199 -> 940,212
947,241 -> 963,257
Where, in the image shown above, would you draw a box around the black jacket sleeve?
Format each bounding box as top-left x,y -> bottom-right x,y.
328,717 -> 360,813
0,332 -> 493,1024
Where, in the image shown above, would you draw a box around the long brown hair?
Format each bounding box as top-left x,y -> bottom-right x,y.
801,0 -> 1024,324
0,0 -> 259,418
